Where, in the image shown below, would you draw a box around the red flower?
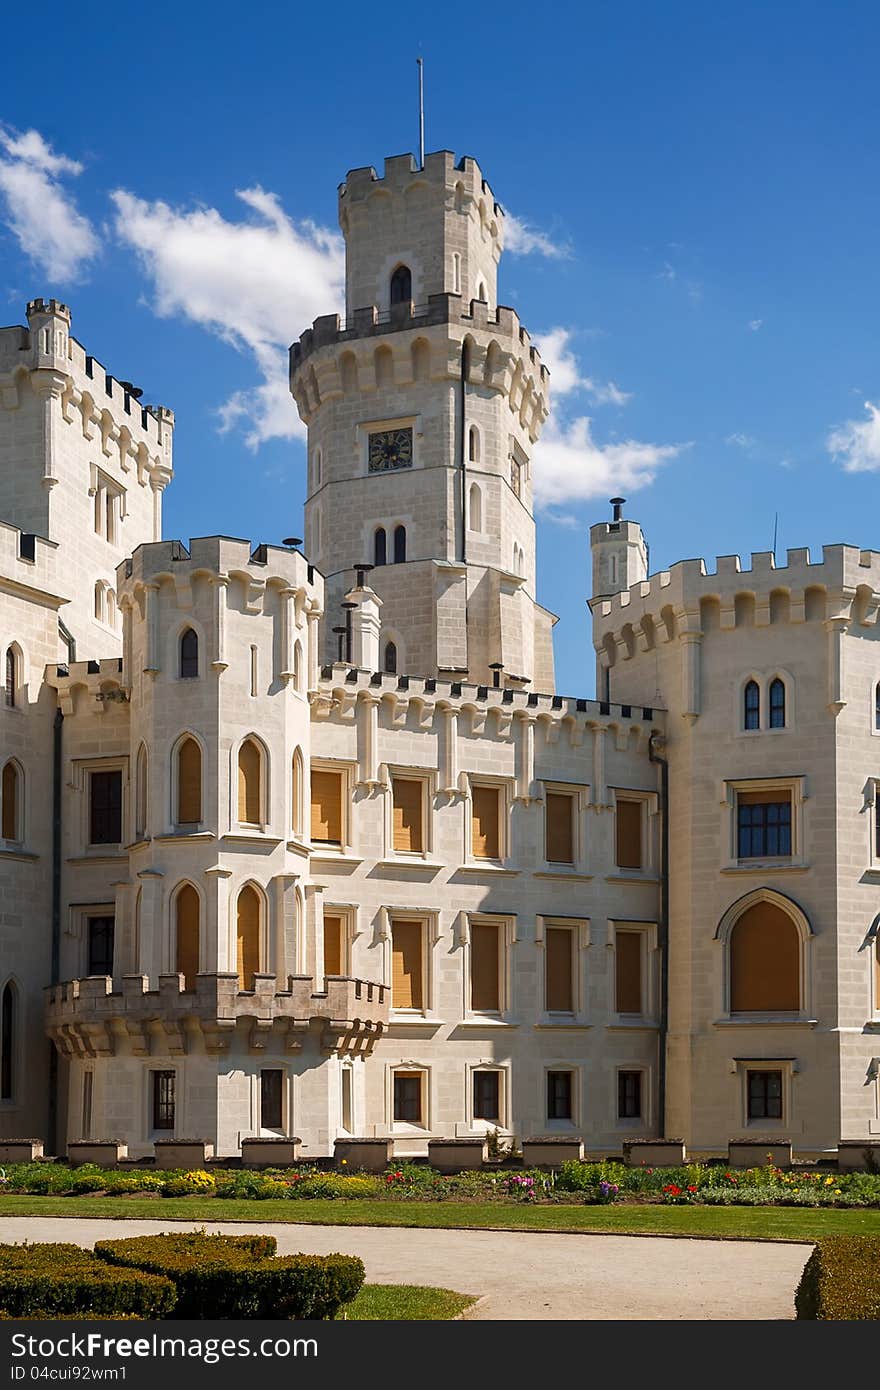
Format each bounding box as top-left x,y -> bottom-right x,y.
663,1184 -> 682,1195
687,1185 -> 697,1193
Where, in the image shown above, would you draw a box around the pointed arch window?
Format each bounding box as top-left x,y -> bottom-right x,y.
393,525 -> 406,564
135,744 -> 148,839
384,641 -> 398,675
744,680 -> 760,731
769,678 -> 786,729
1,982 -> 14,1100
180,627 -> 199,679
469,482 -> 482,532
729,899 -> 801,1012
4,649 -> 15,708
176,737 -> 202,826
390,264 -> 412,305
468,426 -> 480,463
1,761 -> 19,842
175,885 -> 200,992
237,885 -> 261,991
374,528 -> 387,567
291,748 -> 305,838
238,738 -> 263,825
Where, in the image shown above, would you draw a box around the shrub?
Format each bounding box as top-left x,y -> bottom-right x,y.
284,1172 -> 381,1200
795,1237 -> 880,1320
161,1170 -> 216,1197
0,1243 -> 176,1319
106,1172 -> 166,1195
94,1232 -> 363,1320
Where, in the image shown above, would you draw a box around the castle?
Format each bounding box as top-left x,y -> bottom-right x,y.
0,148 -> 878,1162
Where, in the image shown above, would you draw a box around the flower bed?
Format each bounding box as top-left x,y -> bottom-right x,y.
1,1158 -> 879,1208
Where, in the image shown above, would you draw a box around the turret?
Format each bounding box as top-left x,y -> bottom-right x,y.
590,497 -> 649,601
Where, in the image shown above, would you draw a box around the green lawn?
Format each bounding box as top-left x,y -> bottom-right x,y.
339,1285 -> 474,1320
2,1194 -> 880,1241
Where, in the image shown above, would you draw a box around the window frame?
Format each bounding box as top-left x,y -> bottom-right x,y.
388,912 -> 434,1016
386,767 -> 433,860
179,626 -> 200,680
389,1066 -> 429,1133
259,1067 -> 286,1134
235,735 -> 268,830
466,775 -> 510,865
736,671 -> 794,736
463,913 -> 515,1019
609,921 -> 657,1023
172,733 -> 204,831
544,1066 -> 579,1127
611,790 -> 655,876
542,782 -> 586,871
86,763 -> 125,849
321,905 -> 355,980
468,1065 -> 509,1131
536,916 -> 589,1024
0,758 -> 24,845
735,1060 -> 796,1131
85,913 -> 116,977
309,760 -> 354,855
150,1069 -> 176,1134
722,777 -> 807,871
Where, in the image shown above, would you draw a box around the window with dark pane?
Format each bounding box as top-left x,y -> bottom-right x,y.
390,265 -> 412,304
737,792 -> 791,857
769,678 -> 785,728
547,1070 -> 572,1120
89,770 -> 122,845
260,1069 -> 283,1129
87,916 -> 115,975
180,627 -> 199,678
473,1070 -> 500,1121
747,1070 -> 782,1120
383,641 -> 397,674
875,681 -> 880,731
152,1071 -> 175,1130
393,525 -> 406,564
744,680 -> 760,730
618,1071 -> 642,1119
4,649 -> 14,708
393,1071 -> 422,1123
374,528 -> 387,567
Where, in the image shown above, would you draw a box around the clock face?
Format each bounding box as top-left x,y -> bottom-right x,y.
368,427 -> 413,473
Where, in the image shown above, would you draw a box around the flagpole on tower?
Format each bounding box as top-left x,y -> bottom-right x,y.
417,57 -> 425,169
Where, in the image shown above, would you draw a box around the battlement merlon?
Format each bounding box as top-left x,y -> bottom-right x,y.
0,300 -> 175,463
339,150 -> 504,225
590,543 -> 880,650
117,535 -> 324,609
288,295 -> 549,440
0,520 -> 67,608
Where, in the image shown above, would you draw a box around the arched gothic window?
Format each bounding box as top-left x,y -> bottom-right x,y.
469,483 -> 482,532
135,744 -> 148,839
1,761 -> 19,841
383,641 -> 398,675
393,525 -> 406,564
468,426 -> 480,462
236,885 -> 261,991
238,738 -> 263,825
180,628 -> 199,679
390,265 -> 412,305
374,528 -> 387,567
176,737 -> 202,826
769,678 -> 786,729
730,900 -> 800,1012
5,649 -> 15,707
175,885 -> 200,992
744,680 -> 760,731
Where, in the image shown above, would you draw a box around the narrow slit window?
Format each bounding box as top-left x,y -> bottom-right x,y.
615,930 -> 643,1014
260,1069 -> 283,1129
323,914 -> 343,977
769,678 -> 786,729
744,680 -> 760,730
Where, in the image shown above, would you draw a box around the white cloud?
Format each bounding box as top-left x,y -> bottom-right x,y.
536,327 -> 632,406
748,318 -> 763,331
827,400 -> 880,473
504,212 -> 569,259
111,185 -> 344,446
532,414 -> 682,510
0,125 -> 99,281
657,261 -> 676,281
725,432 -> 756,448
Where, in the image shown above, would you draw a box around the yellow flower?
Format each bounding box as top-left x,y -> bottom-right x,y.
834,1189 -> 842,1195
825,1175 -> 834,1185
341,1159 -> 347,1165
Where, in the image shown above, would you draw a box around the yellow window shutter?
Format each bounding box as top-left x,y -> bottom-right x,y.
177,739 -> 202,824
470,923 -> 500,1011
730,902 -> 799,1012
236,885 -> 261,991
391,920 -> 423,1009
546,792 -> 574,863
615,799 -> 642,868
472,785 -> 500,859
392,777 -> 423,853
175,885 -> 200,992
311,769 -> 342,843
324,914 -> 343,976
238,740 -> 261,824
615,930 -> 643,1013
545,927 -> 573,1011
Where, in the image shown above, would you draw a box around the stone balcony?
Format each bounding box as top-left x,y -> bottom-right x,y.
45,972 -> 388,1059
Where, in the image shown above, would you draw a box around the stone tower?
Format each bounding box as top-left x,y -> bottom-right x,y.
590,497 -> 649,602
289,151 -> 557,691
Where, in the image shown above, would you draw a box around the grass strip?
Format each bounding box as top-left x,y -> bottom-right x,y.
339,1285 -> 475,1320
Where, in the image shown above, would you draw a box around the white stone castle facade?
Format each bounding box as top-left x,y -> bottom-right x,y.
1,148 -> 879,1162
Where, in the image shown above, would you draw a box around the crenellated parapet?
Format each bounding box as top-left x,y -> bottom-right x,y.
339,149 -> 503,242
119,535 -> 320,601
289,293 -> 549,442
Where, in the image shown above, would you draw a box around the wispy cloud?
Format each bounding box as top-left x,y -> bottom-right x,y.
504,212 -> 570,259
657,261 -> 676,282
748,318 -> 763,331
111,185 -> 344,447
536,327 -> 632,406
0,125 -> 99,280
827,400 -> 880,473
533,415 -> 683,511
725,432 -> 756,449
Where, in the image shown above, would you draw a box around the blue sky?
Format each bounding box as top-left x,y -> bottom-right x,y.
2,0 -> 879,696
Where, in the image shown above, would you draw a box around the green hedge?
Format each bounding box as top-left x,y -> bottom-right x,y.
94,1232 -> 364,1320
796,1237 -> 880,1319
0,1244 -> 176,1319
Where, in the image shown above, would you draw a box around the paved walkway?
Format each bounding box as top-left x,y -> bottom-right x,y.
0,1217 -> 809,1320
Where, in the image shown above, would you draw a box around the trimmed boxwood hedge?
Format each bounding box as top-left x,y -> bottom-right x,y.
0,1244 -> 176,1319
796,1236 -> 880,1319
94,1232 -> 364,1320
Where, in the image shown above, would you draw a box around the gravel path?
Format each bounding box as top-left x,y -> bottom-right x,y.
0,1217 -> 809,1320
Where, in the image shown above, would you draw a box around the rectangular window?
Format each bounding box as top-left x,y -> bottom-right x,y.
737,792 -> 792,858
615,798 -> 643,869
615,930 -> 643,1014
89,770 -> 122,845
341,1067 -> 353,1132
260,1069 -> 283,1129
81,1071 -> 93,1139
546,792 -> 574,864
470,923 -> 500,1012
547,1070 -> 573,1120
391,919 -> 424,1010
392,776 -> 424,853
747,1070 -> 783,1120
545,927 -> 573,1012
323,914 -> 343,977
618,1071 -> 642,1119
473,1070 -> 500,1121
152,1071 -> 175,1131
471,784 -> 500,859
393,1071 -> 422,1123
310,769 -> 343,845
87,916 -> 115,976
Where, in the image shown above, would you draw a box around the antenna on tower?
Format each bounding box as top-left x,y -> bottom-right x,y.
417,57 -> 425,169
772,511 -> 779,562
